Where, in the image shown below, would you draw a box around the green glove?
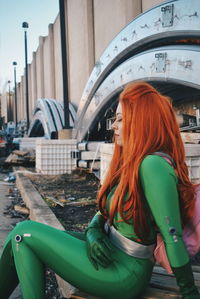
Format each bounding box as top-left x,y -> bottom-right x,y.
85,213 -> 114,270
172,262 -> 200,298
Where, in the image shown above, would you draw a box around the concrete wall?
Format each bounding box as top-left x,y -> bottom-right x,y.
28,63 -> 32,120
53,15 -> 63,101
0,84 -> 14,123
29,52 -> 37,114
67,0 -> 94,108
35,37 -> 45,99
20,75 -> 25,121
1,93 -> 8,123
142,0 -> 163,11
93,0 -> 141,60
43,24 -> 55,99
16,83 -> 21,122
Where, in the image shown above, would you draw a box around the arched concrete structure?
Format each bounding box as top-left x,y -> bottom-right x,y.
75,45 -> 200,141
74,0 -> 200,141
28,98 -> 76,139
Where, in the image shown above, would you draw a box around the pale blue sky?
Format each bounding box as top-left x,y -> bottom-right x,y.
0,0 -> 59,93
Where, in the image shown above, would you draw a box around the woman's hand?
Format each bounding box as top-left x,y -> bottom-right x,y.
85,213 -> 114,270
86,227 -> 114,270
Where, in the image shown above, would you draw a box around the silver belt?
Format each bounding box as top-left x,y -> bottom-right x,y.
104,222 -> 155,259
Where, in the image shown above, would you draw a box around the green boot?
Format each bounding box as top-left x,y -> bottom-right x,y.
172,262 -> 200,299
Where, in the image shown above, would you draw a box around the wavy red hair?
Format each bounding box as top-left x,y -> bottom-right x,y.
98,81 -> 195,241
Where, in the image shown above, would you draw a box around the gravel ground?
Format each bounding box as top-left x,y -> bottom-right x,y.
27,169 -> 99,232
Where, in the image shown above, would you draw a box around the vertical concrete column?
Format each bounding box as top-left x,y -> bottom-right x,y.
28,63 -> 33,121
53,15 -> 63,101
142,0 -> 164,12
17,81 -> 21,121
43,24 -> 55,99
6,93 -> 9,123
93,0 -> 141,60
1,94 -> 7,122
12,93 -> 15,122
21,75 -> 25,121
16,83 -> 21,122
9,93 -> 13,122
30,52 -> 37,115
66,0 -> 95,108
36,36 -> 45,99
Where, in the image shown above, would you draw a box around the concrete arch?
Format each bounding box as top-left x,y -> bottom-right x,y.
75,45 -> 200,141
75,0 -> 200,131
28,98 -> 76,139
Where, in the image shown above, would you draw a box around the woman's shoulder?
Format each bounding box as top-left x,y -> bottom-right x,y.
139,154 -> 173,174
139,154 -> 177,184
141,154 -> 165,165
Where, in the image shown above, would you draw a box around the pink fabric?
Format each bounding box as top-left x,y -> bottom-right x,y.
154,185 -> 200,273
154,234 -> 172,273
183,185 -> 200,256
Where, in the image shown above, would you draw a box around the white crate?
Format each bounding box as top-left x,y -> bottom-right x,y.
19,137 -> 45,151
36,139 -> 77,175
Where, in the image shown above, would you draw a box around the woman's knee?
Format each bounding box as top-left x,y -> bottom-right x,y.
11,220 -> 36,241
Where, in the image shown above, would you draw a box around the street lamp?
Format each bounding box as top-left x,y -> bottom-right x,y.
22,21 -> 29,133
7,80 -> 11,122
12,61 -> 18,126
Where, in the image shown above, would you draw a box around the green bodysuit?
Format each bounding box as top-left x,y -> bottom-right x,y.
0,155 -> 191,298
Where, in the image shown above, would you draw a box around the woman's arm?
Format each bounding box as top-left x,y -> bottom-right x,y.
139,155 -> 199,298
139,155 -> 188,267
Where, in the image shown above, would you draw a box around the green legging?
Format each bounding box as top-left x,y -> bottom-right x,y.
0,220 -> 153,299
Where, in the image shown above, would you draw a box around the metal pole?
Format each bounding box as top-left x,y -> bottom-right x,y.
59,0 -> 70,129
22,22 -> 29,133
13,62 -> 18,126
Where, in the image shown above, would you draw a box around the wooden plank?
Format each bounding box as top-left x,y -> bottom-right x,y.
69,267 -> 200,299
150,273 -> 178,292
192,265 -> 200,273
141,287 -> 181,299
154,264 -> 200,274
153,267 -> 200,286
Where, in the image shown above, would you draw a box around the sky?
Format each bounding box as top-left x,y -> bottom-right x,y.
0,0 -> 59,93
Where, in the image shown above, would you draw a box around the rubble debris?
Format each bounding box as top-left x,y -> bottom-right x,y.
14,205 -> 30,215
4,173 -> 16,182
66,199 -> 97,207
45,197 -> 65,208
181,132 -> 200,144
3,187 -> 28,220
5,150 -> 35,165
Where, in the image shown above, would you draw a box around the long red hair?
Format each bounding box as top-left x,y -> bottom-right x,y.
98,81 -> 195,241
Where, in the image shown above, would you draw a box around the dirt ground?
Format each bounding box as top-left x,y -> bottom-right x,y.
26,169 -> 100,232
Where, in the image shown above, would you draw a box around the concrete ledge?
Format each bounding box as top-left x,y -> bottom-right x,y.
15,172 -> 76,298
